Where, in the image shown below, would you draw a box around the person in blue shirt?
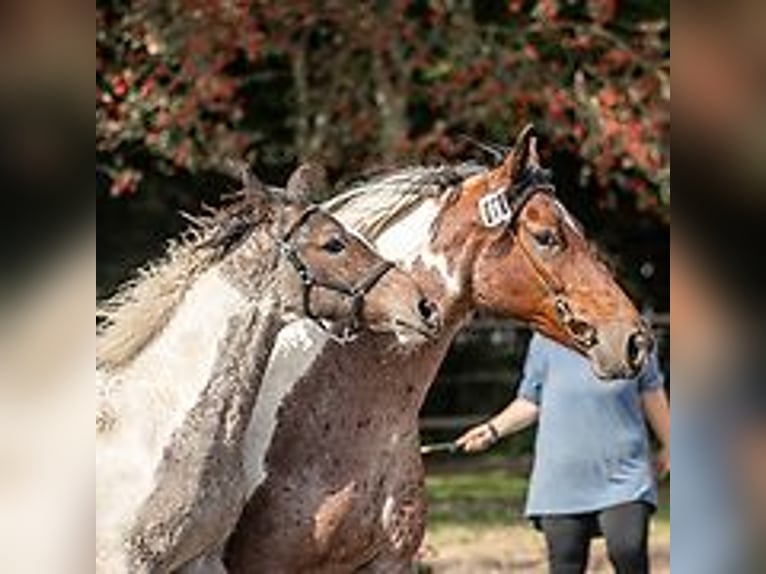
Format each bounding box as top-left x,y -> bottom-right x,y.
456,333 -> 670,574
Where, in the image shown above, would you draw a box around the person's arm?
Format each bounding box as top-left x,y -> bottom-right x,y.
455,397 -> 540,453
642,387 -> 670,477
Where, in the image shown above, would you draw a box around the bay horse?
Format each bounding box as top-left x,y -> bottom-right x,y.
95,164 -> 440,574
224,126 -> 653,573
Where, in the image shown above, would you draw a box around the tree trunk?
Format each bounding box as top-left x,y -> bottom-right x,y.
373,54 -> 407,163
292,37 -> 311,161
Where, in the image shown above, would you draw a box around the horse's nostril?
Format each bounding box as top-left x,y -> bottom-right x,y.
569,320 -> 597,349
626,330 -> 649,369
417,298 -> 436,322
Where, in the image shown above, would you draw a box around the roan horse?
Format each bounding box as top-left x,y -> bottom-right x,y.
95,164 -> 440,574
225,126 -> 654,573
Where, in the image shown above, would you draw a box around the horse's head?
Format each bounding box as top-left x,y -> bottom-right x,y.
229,164 -> 440,344
458,126 -> 651,378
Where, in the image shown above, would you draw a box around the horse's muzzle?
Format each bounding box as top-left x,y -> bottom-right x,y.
589,320 -> 654,380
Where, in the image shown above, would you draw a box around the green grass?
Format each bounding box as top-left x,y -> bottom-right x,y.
656,478 -> 670,523
426,470 -> 528,527
425,468 -> 670,529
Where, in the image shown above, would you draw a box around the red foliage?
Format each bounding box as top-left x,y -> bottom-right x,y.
96,0 -> 669,218
588,0 -> 617,24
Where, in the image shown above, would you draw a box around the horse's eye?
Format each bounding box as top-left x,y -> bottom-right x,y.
533,229 -> 559,249
321,236 -> 346,254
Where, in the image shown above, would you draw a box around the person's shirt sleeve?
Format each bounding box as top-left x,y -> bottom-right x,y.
517,335 -> 548,405
637,349 -> 665,393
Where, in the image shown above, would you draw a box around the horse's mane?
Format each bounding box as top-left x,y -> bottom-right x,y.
96,189 -> 275,372
324,163 -> 486,239
97,163 -> 485,371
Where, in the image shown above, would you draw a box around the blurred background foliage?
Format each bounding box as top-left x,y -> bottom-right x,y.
97,0 -> 669,425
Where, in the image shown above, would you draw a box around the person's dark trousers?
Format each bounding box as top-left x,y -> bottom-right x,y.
539,501 -> 651,574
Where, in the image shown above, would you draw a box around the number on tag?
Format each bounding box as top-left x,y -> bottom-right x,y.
478,191 -> 512,228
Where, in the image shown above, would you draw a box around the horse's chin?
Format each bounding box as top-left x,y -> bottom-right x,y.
367,319 -> 436,349
280,308 -> 303,324
587,350 -> 640,381
394,330 -> 430,349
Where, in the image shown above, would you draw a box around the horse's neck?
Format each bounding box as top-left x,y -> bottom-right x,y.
99,267 -> 286,572
173,288 -> 284,447
367,199 -> 475,411
99,266 -> 284,494
312,198 -> 471,416
101,269 -> 246,435
128,288 -> 284,550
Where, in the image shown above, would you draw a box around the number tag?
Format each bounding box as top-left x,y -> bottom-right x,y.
478,190 -> 512,228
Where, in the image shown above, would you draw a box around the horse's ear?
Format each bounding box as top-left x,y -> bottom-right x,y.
224,159 -> 265,192
285,162 -> 329,202
503,124 -> 541,182
240,166 -> 265,193
221,160 -> 278,220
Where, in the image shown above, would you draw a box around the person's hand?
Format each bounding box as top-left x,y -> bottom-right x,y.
455,423 -> 499,453
654,445 -> 670,479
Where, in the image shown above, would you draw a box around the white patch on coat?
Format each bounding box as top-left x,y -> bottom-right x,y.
381,495 -> 396,531
96,269 -> 244,568
312,481 -> 358,548
419,248 -> 461,295
242,319 -> 328,498
373,199 -> 440,264
372,200 -> 461,295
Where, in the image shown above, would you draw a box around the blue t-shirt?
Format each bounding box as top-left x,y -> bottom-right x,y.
518,334 -> 664,517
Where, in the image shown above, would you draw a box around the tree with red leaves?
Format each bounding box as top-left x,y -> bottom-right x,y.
97,0 -> 668,220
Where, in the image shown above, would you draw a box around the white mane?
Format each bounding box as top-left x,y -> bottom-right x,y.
96,189 -> 278,372
96,237 -> 211,372
323,164 -> 485,239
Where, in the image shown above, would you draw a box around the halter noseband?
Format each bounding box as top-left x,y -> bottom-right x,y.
279,206 -> 394,342
478,167 -> 598,351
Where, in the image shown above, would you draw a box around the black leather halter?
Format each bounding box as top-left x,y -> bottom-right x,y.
279,206 -> 394,340
505,167 -> 556,228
